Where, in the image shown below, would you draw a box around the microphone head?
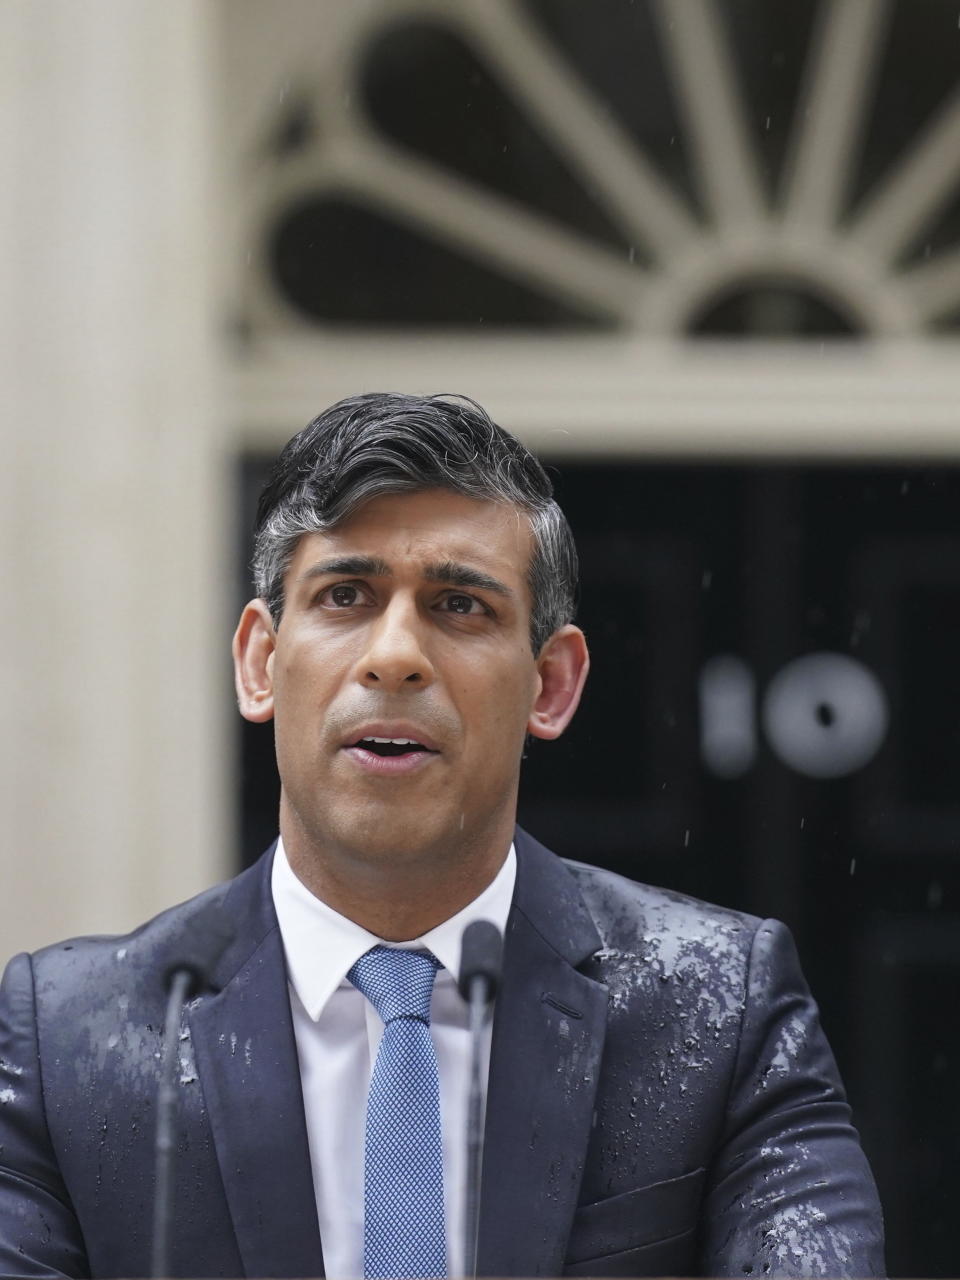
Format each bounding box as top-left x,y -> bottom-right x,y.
162,911 -> 234,999
457,919 -> 504,1002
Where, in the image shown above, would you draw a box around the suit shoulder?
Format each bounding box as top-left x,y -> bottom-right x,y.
563,857 -> 762,970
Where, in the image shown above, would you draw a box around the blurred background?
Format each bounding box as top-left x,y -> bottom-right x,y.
4,0 -> 960,1272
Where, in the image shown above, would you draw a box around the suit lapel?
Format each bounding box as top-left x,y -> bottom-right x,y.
189,849 -> 325,1280
185,833 -> 605,1279
478,830 -> 607,1278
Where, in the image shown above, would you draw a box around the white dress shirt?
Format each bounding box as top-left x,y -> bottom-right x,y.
271,838 -> 517,1280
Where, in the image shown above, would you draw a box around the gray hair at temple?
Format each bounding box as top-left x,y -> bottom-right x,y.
252,392 -> 579,655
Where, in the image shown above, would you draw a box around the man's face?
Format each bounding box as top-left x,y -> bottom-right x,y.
236,489 -> 581,872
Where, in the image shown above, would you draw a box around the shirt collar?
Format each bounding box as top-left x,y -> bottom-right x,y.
271,836 -> 517,1021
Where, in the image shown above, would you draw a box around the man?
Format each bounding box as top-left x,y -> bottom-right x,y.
0,393 -> 883,1278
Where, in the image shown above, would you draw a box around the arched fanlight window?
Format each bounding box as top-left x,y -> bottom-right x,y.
240,0 -> 960,339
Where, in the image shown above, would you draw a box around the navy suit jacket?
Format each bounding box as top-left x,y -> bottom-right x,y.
0,829 -> 884,1278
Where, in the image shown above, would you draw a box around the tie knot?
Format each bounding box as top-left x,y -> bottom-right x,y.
348,945 -> 440,1025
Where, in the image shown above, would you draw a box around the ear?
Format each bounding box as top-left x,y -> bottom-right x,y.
233,598 -> 277,723
527,624 -> 589,741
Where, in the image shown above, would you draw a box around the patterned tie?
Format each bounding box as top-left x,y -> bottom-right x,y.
348,945 -> 448,1279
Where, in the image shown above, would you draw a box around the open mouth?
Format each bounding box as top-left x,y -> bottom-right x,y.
350,736 -> 439,758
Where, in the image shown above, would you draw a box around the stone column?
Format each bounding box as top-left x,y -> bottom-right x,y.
0,0 -> 230,955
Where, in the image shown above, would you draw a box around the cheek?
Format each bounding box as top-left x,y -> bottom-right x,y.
272,670 -> 328,738
275,635 -> 342,694
469,666 -> 538,737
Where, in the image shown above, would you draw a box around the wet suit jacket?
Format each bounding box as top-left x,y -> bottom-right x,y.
0,828 -> 884,1277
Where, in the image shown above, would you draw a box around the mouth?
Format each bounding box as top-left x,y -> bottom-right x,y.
341,729 -> 441,776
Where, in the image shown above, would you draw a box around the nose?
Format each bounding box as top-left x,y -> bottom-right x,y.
355,597 -> 435,692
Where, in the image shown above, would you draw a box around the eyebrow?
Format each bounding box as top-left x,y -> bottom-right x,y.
297,555 -> 514,599
298,556 -> 391,583
425,560 -> 514,599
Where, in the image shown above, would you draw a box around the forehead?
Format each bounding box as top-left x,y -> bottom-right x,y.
287,489 -> 535,582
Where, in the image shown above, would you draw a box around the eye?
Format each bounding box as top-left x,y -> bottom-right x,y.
441,592 -> 486,616
319,583 -> 367,608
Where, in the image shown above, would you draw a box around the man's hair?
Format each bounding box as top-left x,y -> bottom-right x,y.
253,392 -> 578,654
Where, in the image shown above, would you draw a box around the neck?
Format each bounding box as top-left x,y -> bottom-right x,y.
280,810 -> 512,941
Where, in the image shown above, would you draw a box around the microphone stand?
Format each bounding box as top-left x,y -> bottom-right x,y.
151,913 -> 233,1278
151,969 -> 192,1280
463,971 -> 487,1280
458,920 -> 503,1280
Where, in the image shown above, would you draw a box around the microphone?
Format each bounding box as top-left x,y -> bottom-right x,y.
457,920 -> 503,1007
152,912 -> 234,1279
161,912 -> 234,1001
458,920 -> 503,1279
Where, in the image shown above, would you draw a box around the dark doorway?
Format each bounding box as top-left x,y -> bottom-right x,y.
237,456 -> 960,1277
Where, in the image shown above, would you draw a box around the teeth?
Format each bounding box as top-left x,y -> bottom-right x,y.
361,737 -> 421,746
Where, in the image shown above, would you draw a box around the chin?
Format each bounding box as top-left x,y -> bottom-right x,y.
329,808 -> 452,866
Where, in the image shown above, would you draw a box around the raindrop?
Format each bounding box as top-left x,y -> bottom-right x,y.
849,858 -> 856,876
927,881 -> 943,909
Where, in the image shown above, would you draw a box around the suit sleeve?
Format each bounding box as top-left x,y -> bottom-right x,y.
0,953 -> 90,1279
699,919 -> 885,1278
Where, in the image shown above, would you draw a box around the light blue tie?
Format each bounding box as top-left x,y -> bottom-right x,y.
348,946 -> 447,1280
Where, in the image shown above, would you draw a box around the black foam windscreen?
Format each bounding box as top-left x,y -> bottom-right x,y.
457,919 -> 503,1002
162,911 -> 234,998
